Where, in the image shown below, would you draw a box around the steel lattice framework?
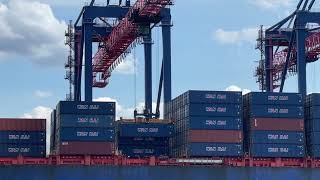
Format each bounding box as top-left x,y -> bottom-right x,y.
255,0 -> 320,95
92,0 -> 172,88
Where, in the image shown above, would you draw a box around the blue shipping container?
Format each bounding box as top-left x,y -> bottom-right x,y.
59,127 -> 115,141
187,116 -> 242,130
249,131 -> 304,144
119,146 -> 169,157
57,101 -> 115,115
245,92 -> 302,105
187,143 -> 243,157
119,123 -> 173,137
308,107 -> 320,119
307,94 -> 320,106
247,105 -> 304,118
307,132 -> 320,145
308,145 -> 320,157
118,137 -> 170,146
305,119 -> 320,132
188,104 -> 242,117
0,131 -> 45,144
187,91 -> 242,104
249,144 -> 305,157
0,144 -> 45,157
58,114 -> 115,128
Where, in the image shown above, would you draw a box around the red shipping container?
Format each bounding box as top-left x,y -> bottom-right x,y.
0,118 -> 46,131
250,118 -> 304,131
188,130 -> 243,143
58,141 -> 115,155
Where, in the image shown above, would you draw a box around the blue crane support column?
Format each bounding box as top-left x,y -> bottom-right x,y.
162,17 -> 172,105
162,17 -> 172,117
84,19 -> 93,102
296,25 -> 307,96
144,30 -> 153,118
264,37 -> 273,92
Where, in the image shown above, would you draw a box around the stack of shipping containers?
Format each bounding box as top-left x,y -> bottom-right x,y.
243,92 -> 305,158
117,119 -> 173,157
0,118 -> 46,157
165,90 -> 243,158
53,101 -> 116,155
305,93 -> 320,157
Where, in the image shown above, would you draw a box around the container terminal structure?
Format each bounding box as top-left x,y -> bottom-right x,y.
4,0 -> 320,179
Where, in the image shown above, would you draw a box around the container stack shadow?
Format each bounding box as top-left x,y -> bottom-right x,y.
117,119 -> 173,157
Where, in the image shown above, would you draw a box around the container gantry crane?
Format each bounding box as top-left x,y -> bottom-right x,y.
66,0 -> 173,119
255,0 -> 320,96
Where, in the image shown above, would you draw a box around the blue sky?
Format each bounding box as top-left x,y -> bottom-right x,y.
0,0 -> 319,120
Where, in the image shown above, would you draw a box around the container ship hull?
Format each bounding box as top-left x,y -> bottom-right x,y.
1,166 -> 320,180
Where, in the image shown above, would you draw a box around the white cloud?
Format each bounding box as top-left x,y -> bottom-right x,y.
0,0 -> 67,66
248,0 -> 293,9
114,54 -> 138,75
22,106 -> 53,156
213,27 -> 258,44
225,85 -> 251,95
94,97 -> 164,119
34,90 -> 52,98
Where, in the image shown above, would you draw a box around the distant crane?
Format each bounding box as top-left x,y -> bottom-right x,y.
67,0 -> 173,119
255,0 -> 320,95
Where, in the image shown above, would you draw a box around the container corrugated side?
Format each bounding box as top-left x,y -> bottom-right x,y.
188,104 -> 242,117
0,119 -> 45,131
307,132 -> 320,144
119,146 -> 169,157
307,106 -> 320,119
245,92 -> 302,105
58,127 -> 115,141
307,93 -> 320,106
0,144 -> 45,157
57,101 -> 115,115
249,143 -> 305,157
249,131 -> 304,144
118,123 -> 173,137
305,118 -> 320,132
186,143 -> 243,157
187,116 -> 242,130
0,131 -> 45,144
117,137 -> 170,146
187,90 -> 242,104
188,130 -> 243,143
246,105 -> 304,118
308,145 -> 320,157
58,114 -> 115,128
57,141 -> 114,155
249,118 -> 304,131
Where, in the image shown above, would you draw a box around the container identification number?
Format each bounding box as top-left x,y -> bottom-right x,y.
77,131 -> 99,137
267,147 -> 289,153
8,148 -> 31,153
267,134 -> 289,140
206,146 -> 227,152
205,94 -> 227,100
267,96 -> 289,101
205,120 -> 227,126
267,108 -> 289,114
77,105 -> 100,110
137,128 -> 159,133
206,107 -> 227,113
8,135 -> 31,140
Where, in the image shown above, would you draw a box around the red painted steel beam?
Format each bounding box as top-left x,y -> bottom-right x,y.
92,0 -> 171,88
256,32 -> 320,90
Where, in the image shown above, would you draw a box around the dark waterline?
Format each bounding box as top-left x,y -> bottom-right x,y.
1,166 -> 320,180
